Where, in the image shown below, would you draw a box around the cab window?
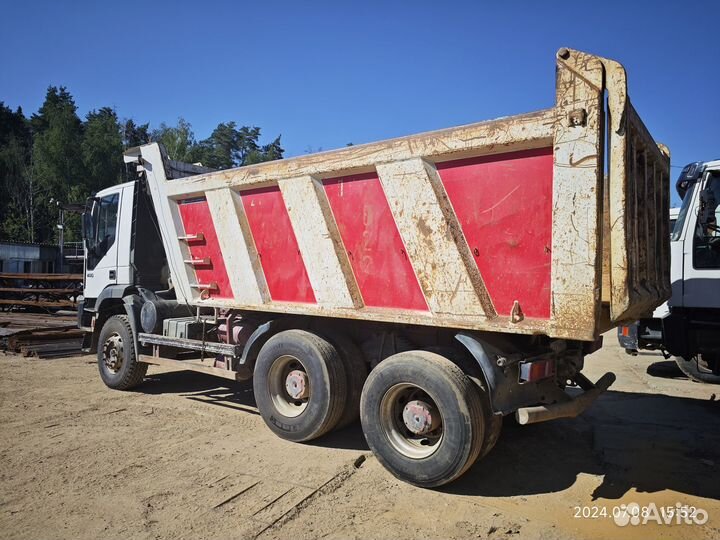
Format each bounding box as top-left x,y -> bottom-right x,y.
693,173 -> 720,269
87,193 -> 119,270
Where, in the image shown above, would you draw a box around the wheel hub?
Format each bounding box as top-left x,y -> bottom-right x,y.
402,399 -> 439,435
103,334 -> 124,373
285,369 -> 309,400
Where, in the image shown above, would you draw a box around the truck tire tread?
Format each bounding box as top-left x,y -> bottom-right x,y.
424,345 -> 502,461
360,351 -> 486,487
253,329 -> 347,442
326,334 -> 368,429
675,354 -> 720,384
97,314 -> 148,390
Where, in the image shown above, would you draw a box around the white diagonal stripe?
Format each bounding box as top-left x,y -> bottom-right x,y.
206,188 -> 269,305
279,175 -> 360,309
377,158 -> 488,317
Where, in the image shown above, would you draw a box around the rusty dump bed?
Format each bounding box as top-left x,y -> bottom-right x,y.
125,48 -> 670,342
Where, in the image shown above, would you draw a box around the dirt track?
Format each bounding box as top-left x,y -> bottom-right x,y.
1,333 -> 719,540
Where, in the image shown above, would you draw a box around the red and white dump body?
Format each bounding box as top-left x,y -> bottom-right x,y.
127,49 -> 670,343
89,48 -> 672,487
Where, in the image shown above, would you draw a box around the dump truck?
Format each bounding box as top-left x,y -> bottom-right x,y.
78,48 -> 670,487
618,160 -> 720,383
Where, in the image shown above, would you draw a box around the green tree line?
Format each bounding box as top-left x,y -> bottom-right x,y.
0,86 -> 284,244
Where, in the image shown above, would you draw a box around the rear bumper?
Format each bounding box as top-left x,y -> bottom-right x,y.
617,322 -> 639,351
618,319 -> 666,354
515,372 -> 616,425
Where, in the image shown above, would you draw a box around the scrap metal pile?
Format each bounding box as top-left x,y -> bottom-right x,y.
0,312 -> 83,359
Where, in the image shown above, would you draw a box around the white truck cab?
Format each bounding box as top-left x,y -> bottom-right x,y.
672,160 -> 720,310
619,160 -> 720,383
78,177 -> 174,355
82,182 -> 135,299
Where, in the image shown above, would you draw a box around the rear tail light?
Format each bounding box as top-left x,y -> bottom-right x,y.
518,358 -> 556,383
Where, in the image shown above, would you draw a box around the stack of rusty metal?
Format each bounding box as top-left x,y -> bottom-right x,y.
0,273 -> 83,311
0,312 -> 83,359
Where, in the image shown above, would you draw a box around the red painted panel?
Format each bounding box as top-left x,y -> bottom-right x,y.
436,148 -> 553,318
177,198 -> 232,299
323,173 -> 428,311
240,186 -> 316,304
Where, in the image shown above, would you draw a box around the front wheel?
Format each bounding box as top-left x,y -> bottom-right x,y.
360,351 -> 486,488
97,314 -> 147,390
675,354 -> 720,384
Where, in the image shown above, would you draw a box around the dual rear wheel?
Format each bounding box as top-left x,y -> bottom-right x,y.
253,330 -> 351,442
360,351 -> 491,487
253,331 -> 496,487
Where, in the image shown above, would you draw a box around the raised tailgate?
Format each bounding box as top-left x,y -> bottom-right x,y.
603,57 -> 671,321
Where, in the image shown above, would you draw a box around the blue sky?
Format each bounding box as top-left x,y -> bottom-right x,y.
2,1 -> 718,206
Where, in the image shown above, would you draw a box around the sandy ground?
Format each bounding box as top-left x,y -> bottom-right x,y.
1,332 -> 719,540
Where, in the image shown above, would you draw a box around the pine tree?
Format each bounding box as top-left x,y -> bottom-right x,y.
0,103 -> 33,241
30,86 -> 86,243
82,107 -> 123,193
122,119 -> 150,149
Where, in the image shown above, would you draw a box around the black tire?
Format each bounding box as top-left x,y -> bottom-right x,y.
329,334 -> 368,429
360,351 -> 486,488
424,346 -> 502,460
253,330 -> 347,442
97,314 -> 147,390
480,412 -> 503,458
675,354 -> 720,384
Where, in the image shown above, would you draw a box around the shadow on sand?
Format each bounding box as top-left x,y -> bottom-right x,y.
138,369 -> 370,451
136,370 -> 720,501
447,389 -> 720,502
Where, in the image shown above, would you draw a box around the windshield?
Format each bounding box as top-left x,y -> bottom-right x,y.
671,185 -> 695,241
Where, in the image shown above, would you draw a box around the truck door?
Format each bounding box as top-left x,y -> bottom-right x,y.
84,190 -> 121,299
682,171 -> 720,308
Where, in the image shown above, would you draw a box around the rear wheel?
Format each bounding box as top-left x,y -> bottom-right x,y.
328,335 -> 368,429
479,408 -> 503,459
360,351 -> 486,487
253,330 -> 347,442
97,314 -> 147,390
675,354 -> 720,384
424,345 -> 501,460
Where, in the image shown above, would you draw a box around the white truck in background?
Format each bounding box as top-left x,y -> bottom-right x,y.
618,160 -> 720,383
